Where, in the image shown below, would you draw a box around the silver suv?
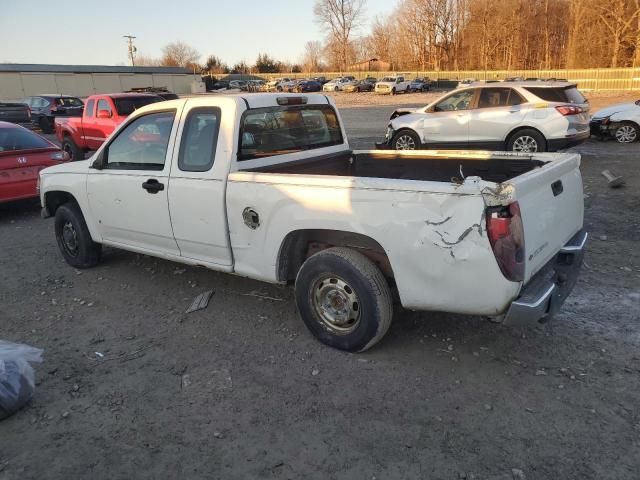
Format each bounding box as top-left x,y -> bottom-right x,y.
376,82 -> 590,152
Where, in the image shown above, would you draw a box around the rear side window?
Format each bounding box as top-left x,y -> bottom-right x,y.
477,88 -> 525,108
524,87 -> 586,104
239,105 -> 343,160
0,126 -> 50,151
55,97 -> 83,107
97,99 -> 112,115
113,96 -> 162,116
84,99 -> 95,117
178,107 -> 221,172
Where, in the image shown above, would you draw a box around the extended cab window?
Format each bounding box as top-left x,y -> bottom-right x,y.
104,111 -> 174,170
239,105 -> 343,160
477,88 -> 524,108
433,90 -> 475,112
178,107 -> 221,172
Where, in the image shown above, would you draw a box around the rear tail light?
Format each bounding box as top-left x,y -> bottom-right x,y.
50,151 -> 69,161
486,202 -> 525,282
555,105 -> 583,116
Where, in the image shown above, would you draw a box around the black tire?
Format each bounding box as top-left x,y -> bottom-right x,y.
507,128 -> 547,153
54,203 -> 101,269
334,86 -> 339,92
614,121 -> 638,144
62,137 -> 84,161
39,116 -> 53,134
295,247 -> 393,352
391,87 -> 396,95
391,129 -> 421,150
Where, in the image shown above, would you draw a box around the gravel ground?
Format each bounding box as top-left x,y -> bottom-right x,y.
0,103 -> 639,480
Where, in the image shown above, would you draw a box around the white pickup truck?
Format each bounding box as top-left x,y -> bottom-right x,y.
39,93 -> 587,352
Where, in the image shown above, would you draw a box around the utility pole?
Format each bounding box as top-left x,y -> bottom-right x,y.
123,35 -> 137,67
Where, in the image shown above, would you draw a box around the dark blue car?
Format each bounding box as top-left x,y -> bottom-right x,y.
293,80 -> 322,93
23,95 -> 84,133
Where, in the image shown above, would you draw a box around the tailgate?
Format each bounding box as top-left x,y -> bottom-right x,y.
509,153 -> 584,282
0,103 -> 30,123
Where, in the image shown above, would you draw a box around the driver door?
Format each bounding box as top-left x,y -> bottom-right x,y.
421,89 -> 477,147
87,109 -> 181,256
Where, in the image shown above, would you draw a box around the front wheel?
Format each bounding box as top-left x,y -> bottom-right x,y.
507,129 -> 547,153
54,203 -> 102,268
391,88 -> 396,95
391,130 -> 421,150
62,137 -> 84,161
295,247 -> 393,352
614,122 -> 638,143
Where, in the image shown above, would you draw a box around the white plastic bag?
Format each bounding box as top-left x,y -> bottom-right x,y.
0,340 -> 43,420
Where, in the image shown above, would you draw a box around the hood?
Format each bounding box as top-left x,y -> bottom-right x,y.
41,158 -> 92,175
593,102 -> 639,119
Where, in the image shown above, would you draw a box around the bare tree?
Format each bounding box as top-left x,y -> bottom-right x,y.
135,54 -> 161,66
303,41 -> 324,72
161,41 -> 200,68
314,0 -> 367,71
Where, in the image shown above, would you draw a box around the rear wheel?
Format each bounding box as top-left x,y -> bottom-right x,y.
62,137 -> 84,162
295,247 -> 393,352
38,116 -> 53,134
334,86 -> 339,92
507,129 -> 546,153
54,203 -> 101,268
614,122 -> 638,143
391,87 -> 396,95
391,130 -> 421,150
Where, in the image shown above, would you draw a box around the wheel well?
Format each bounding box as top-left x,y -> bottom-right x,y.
505,126 -> 547,148
44,191 -> 79,216
392,128 -> 421,144
277,229 -> 394,283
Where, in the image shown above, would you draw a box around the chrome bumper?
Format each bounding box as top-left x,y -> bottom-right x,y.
503,229 -> 587,326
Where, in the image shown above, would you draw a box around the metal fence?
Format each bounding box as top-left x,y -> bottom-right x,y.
261,68 -> 640,91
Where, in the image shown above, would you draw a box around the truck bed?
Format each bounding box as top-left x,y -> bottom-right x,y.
244,150 -> 546,184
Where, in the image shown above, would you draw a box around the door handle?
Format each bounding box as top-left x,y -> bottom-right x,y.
141,179 -> 164,194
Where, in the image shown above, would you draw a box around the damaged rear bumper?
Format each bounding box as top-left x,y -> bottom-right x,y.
503,229 -> 587,326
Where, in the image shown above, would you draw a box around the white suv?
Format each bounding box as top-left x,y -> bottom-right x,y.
376,82 -> 590,152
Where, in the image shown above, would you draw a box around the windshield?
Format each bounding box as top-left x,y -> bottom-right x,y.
55,97 -> 83,107
113,96 -> 162,116
0,126 -> 51,152
381,77 -> 396,82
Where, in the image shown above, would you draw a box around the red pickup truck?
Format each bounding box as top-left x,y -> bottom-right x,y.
55,93 -> 162,161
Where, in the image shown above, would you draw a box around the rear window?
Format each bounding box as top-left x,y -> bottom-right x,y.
55,97 -> 83,107
239,105 -> 343,160
0,126 -> 50,152
524,86 -> 587,104
113,96 -> 162,116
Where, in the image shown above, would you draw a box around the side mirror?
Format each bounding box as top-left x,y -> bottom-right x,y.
91,151 -> 105,170
97,109 -> 112,119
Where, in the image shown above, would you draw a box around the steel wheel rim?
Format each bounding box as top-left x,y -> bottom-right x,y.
616,125 -> 637,143
61,221 -> 79,257
312,274 -> 361,334
395,134 -> 416,150
513,135 -> 538,152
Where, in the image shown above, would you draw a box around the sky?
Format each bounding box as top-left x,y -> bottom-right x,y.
0,0 -> 392,66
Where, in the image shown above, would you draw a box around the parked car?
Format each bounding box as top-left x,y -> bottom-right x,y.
590,100 -> 640,143
343,79 -> 375,92
0,102 -> 31,127
0,121 -> 68,203
266,78 -> 293,92
22,95 -> 84,134
313,76 -> 328,85
293,80 -> 322,93
408,78 -> 431,92
229,80 -> 248,90
40,93 -> 586,352
456,78 -> 478,88
374,75 -> 411,95
323,77 -> 353,92
55,93 -> 163,161
209,81 -> 230,91
377,81 -> 590,152
246,80 -> 266,92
